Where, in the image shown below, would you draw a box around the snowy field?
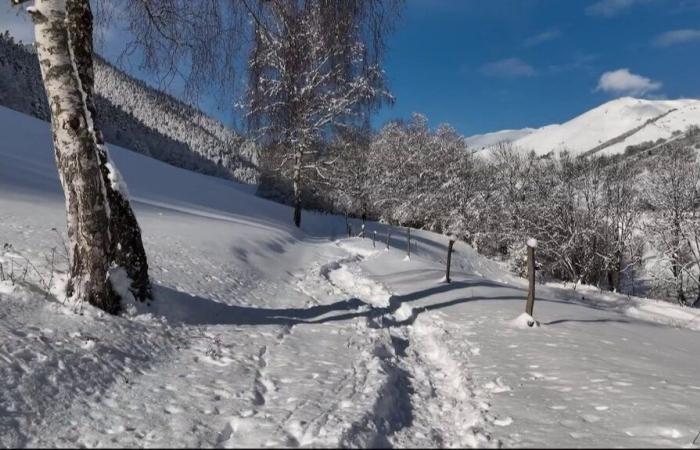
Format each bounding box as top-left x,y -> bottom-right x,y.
2,105 -> 700,448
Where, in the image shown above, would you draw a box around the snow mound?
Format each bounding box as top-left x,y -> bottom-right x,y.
508,312 -> 540,329
326,264 -> 392,308
335,238 -> 379,258
390,303 -> 414,322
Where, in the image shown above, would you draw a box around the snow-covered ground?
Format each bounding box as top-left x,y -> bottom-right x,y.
2,105 -> 700,448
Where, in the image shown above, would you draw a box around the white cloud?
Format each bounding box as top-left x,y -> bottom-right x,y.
653,29 -> 700,47
480,58 -> 537,78
595,68 -> 662,96
0,6 -> 34,43
523,29 -> 561,47
586,0 -> 643,17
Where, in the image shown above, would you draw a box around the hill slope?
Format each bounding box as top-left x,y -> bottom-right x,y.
2,105 -> 700,447
0,32 -> 257,184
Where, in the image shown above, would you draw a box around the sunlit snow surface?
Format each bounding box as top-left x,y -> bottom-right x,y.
1,106 -> 700,448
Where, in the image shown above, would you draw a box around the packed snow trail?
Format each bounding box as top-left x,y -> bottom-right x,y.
2,106 -> 700,448
0,231 -> 403,447
356,241 -> 700,448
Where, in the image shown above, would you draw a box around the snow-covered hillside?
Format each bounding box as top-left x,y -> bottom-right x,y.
471,97 -> 700,156
464,128 -> 534,151
2,105 -> 700,448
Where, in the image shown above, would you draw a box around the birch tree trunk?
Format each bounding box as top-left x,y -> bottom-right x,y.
28,0 -> 119,312
65,0 -> 152,301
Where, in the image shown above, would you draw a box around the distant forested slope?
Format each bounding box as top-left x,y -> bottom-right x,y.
0,31 -> 257,184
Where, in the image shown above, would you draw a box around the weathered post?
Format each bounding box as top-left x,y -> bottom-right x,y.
373,230 -> 376,248
406,227 -> 411,259
386,230 -> 391,251
525,238 -> 537,316
361,223 -> 366,238
347,224 -> 352,238
445,234 -> 456,283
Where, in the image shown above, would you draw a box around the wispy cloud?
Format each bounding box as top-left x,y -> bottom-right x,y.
547,53 -> 599,75
480,58 -> 537,78
595,68 -> 662,96
523,29 -> 562,48
586,0 -> 646,17
653,29 -> 700,47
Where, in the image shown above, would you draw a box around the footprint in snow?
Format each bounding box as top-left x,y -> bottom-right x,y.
494,417 -> 513,427
484,377 -> 511,393
581,414 -> 600,423
164,404 -> 183,414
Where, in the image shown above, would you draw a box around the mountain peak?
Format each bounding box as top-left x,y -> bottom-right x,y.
468,97 -> 700,156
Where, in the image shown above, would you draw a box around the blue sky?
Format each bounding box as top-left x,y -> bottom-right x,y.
2,0 -> 700,136
373,0 -> 700,135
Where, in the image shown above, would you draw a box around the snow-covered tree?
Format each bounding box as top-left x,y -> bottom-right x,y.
599,160 -> 642,292
641,142 -> 700,306
246,0 -> 394,227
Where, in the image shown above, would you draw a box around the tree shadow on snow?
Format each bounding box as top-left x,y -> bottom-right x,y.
543,318 -> 632,326
153,279 -> 570,329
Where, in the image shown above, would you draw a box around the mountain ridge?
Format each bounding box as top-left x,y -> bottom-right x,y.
467,97 -> 700,157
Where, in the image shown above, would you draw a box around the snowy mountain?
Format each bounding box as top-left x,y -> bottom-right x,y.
2,104 -> 700,448
468,97 -> 700,157
463,128 -> 534,151
0,32 -> 257,184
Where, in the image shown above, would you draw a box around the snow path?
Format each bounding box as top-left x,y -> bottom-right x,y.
0,197 -> 419,448
315,242 -> 498,447
0,201 -> 492,448
3,247 -> 394,447
358,242 -> 700,448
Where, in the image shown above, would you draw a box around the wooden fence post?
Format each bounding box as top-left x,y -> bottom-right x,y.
445,235 -> 455,283
386,230 -> 391,250
525,238 -> 537,316
372,231 -> 376,248
406,227 -> 411,259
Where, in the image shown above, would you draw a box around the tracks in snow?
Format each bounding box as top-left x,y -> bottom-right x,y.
320,240 -> 498,448
5,237 -> 495,448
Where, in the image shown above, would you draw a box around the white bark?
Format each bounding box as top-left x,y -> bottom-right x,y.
30,0 -> 119,312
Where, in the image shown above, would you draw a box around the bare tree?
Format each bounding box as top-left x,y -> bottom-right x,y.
103,0 -> 244,104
